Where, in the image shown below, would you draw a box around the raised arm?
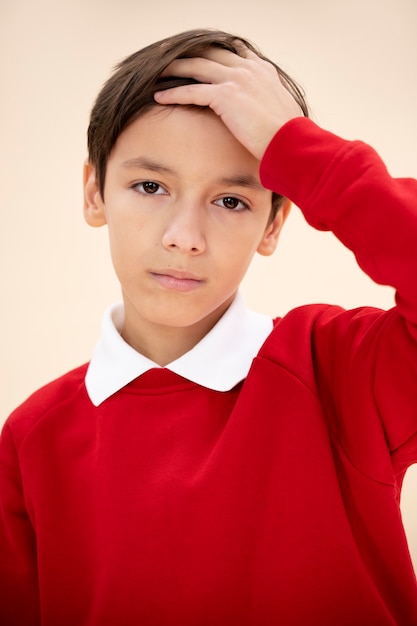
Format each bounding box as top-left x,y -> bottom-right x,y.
260,117 -> 417,479
155,47 -> 417,477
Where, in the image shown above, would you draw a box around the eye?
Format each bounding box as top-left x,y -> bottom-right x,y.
214,196 -> 250,212
132,181 -> 168,195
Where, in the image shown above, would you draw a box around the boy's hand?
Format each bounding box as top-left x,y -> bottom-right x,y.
154,47 -> 303,160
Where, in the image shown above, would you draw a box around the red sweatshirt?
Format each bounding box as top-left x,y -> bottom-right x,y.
1,118 -> 417,625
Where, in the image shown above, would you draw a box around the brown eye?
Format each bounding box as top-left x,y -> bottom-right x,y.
214,196 -> 249,212
132,181 -> 168,196
223,197 -> 240,209
142,181 -> 160,194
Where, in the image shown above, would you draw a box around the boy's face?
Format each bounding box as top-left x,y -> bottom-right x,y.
84,106 -> 288,360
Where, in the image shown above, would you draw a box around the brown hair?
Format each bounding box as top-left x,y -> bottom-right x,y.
87,28 -> 309,214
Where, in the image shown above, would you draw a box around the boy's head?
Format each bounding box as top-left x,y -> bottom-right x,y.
87,28 -> 309,215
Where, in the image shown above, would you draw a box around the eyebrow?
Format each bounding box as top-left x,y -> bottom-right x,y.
121,157 -> 174,174
216,175 -> 265,192
121,157 -> 266,192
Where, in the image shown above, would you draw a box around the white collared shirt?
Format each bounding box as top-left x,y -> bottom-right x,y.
85,293 -> 273,406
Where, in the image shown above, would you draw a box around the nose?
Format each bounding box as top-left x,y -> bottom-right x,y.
161,202 -> 206,255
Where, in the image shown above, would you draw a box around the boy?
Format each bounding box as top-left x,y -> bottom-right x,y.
1,28 -> 417,625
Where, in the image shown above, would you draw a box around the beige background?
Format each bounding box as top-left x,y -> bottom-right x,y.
1,0 -> 416,563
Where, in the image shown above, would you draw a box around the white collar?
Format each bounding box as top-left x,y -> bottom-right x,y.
85,293 -> 273,406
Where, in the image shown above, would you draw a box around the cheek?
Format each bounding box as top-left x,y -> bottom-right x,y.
106,225 -> 140,273
215,237 -> 260,283
222,223 -> 268,258
106,205 -> 151,245
107,217 -> 163,280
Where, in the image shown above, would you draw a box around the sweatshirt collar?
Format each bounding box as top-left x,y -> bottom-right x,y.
85,293 -> 273,406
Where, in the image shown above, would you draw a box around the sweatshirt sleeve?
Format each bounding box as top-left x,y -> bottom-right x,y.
0,422 -> 40,625
260,117 -> 417,477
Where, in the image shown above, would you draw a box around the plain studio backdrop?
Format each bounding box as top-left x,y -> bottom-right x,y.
1,0 -> 416,566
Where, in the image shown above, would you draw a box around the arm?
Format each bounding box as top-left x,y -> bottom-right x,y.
155,49 -> 417,476
261,117 -> 417,327
0,422 -> 40,625
153,45 -> 416,319
261,118 -> 417,478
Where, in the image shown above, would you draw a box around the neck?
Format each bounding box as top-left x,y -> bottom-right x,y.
121,323 -> 210,366
120,297 -> 235,366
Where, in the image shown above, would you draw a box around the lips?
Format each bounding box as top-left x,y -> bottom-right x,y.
149,269 -> 204,292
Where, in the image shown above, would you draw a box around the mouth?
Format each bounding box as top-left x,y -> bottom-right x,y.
149,269 -> 204,292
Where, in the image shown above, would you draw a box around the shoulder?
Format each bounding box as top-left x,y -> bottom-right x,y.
268,302 -> 386,346
265,303 -> 345,354
3,363 -> 90,446
258,303 -> 386,386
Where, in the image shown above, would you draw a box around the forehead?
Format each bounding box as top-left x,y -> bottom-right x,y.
110,105 -> 260,175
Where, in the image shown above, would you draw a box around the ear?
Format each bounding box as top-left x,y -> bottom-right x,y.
257,198 -> 291,256
83,161 -> 107,227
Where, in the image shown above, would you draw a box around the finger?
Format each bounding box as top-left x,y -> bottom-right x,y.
160,56 -> 232,83
154,82 -> 216,107
240,48 -> 263,61
202,46 -> 267,67
198,46 -> 248,67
